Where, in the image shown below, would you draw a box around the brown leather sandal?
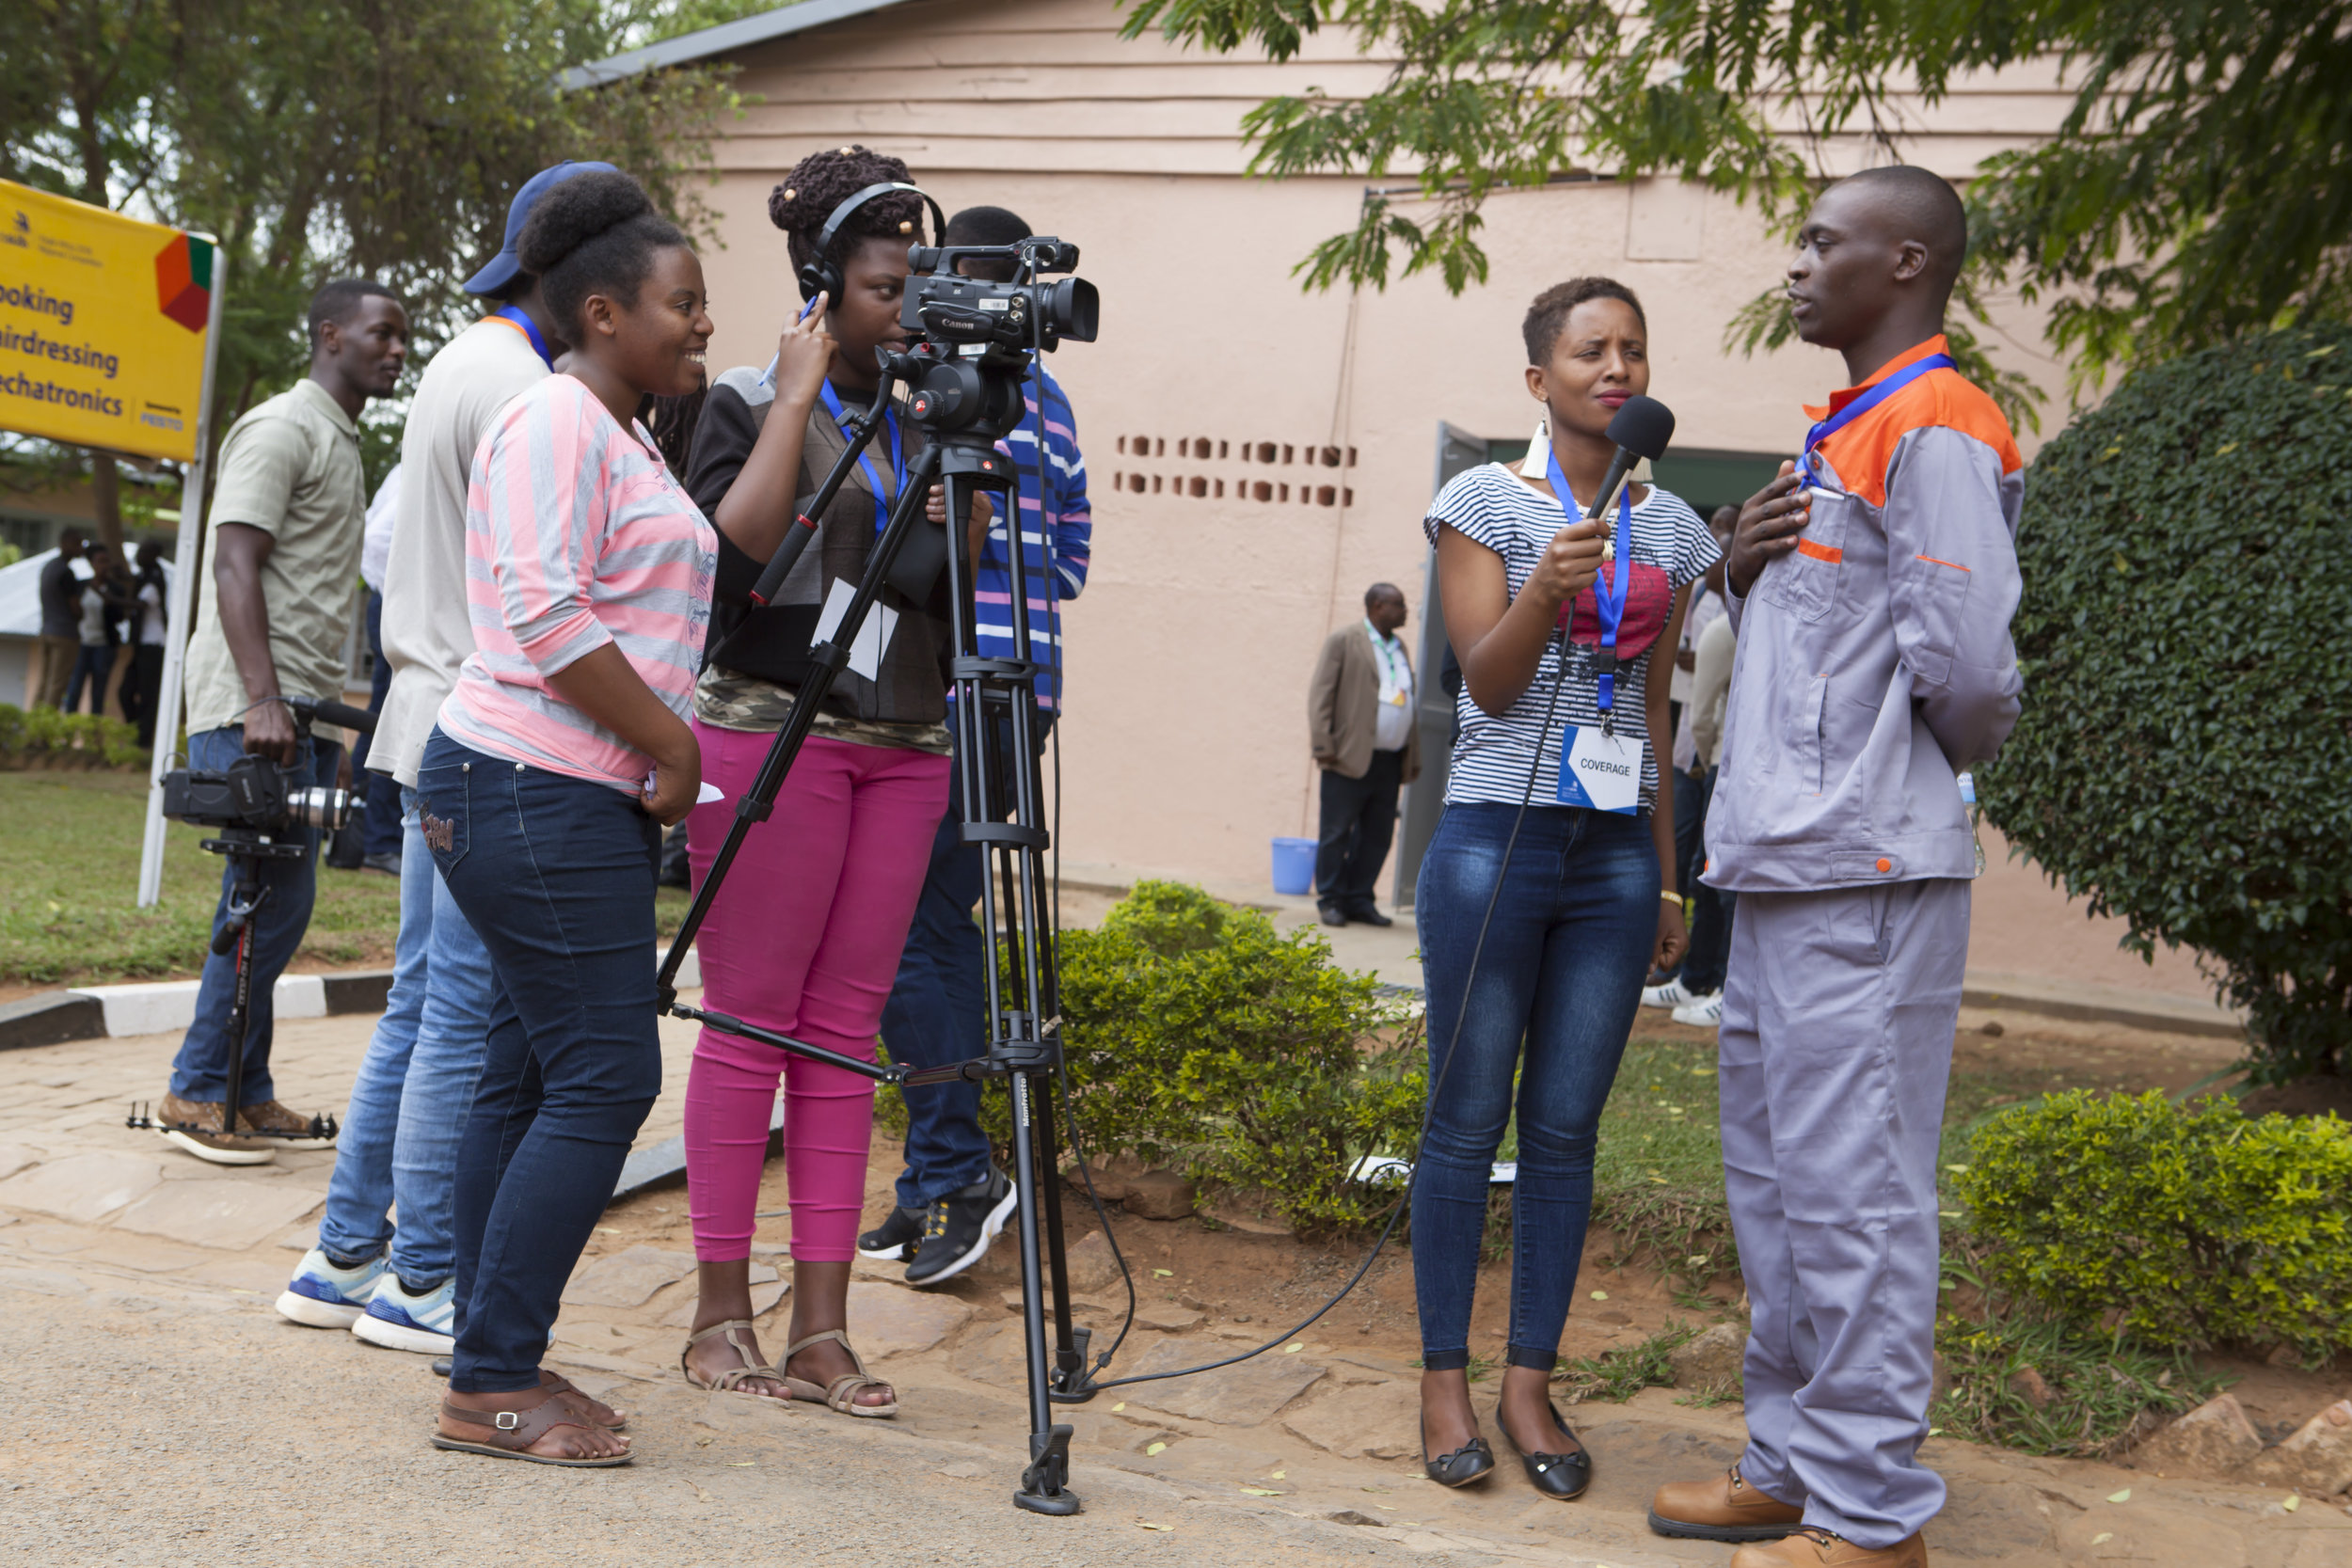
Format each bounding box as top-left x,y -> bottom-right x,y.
780,1328 -> 897,1418
431,1389 -> 630,1467
541,1370 -> 627,1430
679,1319 -> 793,1403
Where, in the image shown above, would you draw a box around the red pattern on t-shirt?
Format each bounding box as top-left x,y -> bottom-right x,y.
1562,561 -> 1672,661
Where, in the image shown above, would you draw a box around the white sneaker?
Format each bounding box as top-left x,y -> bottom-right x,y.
1672,991 -> 1724,1027
351,1274 -> 456,1354
275,1246 -> 386,1329
1642,977 -> 1697,1009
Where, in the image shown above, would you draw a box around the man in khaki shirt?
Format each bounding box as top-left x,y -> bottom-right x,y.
158,278 -> 409,1164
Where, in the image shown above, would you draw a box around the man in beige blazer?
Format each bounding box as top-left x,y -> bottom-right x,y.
1307,582 -> 1423,927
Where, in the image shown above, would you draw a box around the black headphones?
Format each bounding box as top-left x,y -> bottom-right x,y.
795,181 -> 948,305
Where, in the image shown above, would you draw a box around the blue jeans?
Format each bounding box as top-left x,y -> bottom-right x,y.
879,712 -> 1052,1210
1681,766 -> 1736,994
1411,801 -> 1658,1370
65,643 -> 116,715
353,592 -> 403,858
168,723 -> 344,1105
419,730 -> 663,1393
313,788 -> 497,1287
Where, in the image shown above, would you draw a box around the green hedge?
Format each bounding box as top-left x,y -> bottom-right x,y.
1958,1090 -> 2352,1358
980,880 -> 1424,1234
1984,323 -> 2352,1082
0,705 -> 146,769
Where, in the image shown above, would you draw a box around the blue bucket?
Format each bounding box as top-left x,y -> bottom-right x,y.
1270,835 -> 1317,896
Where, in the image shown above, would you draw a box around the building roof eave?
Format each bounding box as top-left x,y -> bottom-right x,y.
562,0 -> 913,89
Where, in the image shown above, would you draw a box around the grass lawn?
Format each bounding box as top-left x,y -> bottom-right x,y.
0,769 -> 690,989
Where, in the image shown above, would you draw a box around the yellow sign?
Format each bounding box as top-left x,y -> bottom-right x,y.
0,179 -> 214,462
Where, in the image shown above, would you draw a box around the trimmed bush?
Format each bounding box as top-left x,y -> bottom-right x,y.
977,880 -> 1424,1233
1984,324 -> 2352,1081
1958,1090 -> 2352,1357
0,705 -> 145,769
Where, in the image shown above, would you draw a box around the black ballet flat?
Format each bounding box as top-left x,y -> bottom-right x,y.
1421,1417 -> 1497,1488
1506,1402 -> 1593,1499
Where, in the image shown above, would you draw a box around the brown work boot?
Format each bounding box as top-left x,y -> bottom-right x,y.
1649,1464 -> 1806,1542
155,1093 -> 275,1165
237,1099 -> 337,1148
1731,1527 -> 1928,1567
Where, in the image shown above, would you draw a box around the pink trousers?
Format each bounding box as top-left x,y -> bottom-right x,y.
683,724 -> 949,1262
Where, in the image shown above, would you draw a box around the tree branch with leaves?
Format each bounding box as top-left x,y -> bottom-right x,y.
1124,0 -> 2352,423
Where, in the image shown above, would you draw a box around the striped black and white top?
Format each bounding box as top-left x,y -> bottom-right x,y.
1424,463 -> 1719,812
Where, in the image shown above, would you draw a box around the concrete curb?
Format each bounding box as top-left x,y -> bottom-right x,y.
1960,972 -> 2245,1040
0,944 -> 700,1050
0,990 -> 106,1050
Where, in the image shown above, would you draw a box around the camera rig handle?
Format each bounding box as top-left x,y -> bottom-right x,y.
288,695 -> 376,736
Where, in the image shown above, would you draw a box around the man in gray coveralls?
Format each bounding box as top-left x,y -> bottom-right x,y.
1646,166 -> 2025,1568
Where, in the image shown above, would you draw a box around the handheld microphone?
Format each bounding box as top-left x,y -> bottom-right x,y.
1587,395 -> 1676,523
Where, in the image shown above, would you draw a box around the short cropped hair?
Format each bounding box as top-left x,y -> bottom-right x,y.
945,205 -> 1033,249
1364,581 -> 1404,609
307,279 -> 401,351
1836,166 -> 1968,290
1523,277 -> 1646,365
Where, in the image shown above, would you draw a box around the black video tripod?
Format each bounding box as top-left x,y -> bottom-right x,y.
657,356 -> 1096,1515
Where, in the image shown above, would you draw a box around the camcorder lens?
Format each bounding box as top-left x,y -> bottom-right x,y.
284,786 -> 355,832
1046,277 -> 1098,343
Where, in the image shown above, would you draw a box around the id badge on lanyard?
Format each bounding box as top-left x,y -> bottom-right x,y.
1543,448 -> 1644,814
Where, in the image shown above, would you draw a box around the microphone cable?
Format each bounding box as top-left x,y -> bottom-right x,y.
1062,622 -> 1581,1393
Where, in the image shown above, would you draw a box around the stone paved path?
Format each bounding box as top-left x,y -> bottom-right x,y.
2,1015 -> 2344,1567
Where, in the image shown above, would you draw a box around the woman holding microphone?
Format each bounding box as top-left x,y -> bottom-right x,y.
673,145 -> 987,1415
418,170 -> 716,1465
1413,278 -> 1719,1497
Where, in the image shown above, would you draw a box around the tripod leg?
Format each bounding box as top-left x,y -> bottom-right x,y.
1007,1069 -> 1079,1513
1032,1068 -> 1092,1400
656,442 -> 946,1006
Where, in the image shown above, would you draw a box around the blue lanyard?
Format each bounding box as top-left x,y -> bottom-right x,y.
1545,446 -> 1634,715
1801,352 -> 1954,481
490,306 -> 554,370
818,380 -> 903,536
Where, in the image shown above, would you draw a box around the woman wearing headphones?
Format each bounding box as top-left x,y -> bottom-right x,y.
674,145 -> 984,1415
1412,279 -> 1719,1498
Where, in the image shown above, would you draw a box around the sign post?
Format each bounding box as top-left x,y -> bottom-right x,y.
0,179 -> 225,907
137,263 -> 227,906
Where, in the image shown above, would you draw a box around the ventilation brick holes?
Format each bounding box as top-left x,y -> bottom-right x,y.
1111,433 -> 1355,508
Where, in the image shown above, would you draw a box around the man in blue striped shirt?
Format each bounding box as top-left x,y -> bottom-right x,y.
866,204 -> 1092,1286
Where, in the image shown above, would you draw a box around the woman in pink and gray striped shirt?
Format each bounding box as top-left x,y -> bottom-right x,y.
415,171 -> 715,1468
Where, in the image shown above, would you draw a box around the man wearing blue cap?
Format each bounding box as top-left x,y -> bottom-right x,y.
277,163 -> 627,1371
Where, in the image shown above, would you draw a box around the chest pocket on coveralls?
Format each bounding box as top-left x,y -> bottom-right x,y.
1759,488 -> 1851,624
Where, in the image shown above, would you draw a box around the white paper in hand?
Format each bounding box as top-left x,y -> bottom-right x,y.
697,782 -> 724,804
810,578 -> 898,684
